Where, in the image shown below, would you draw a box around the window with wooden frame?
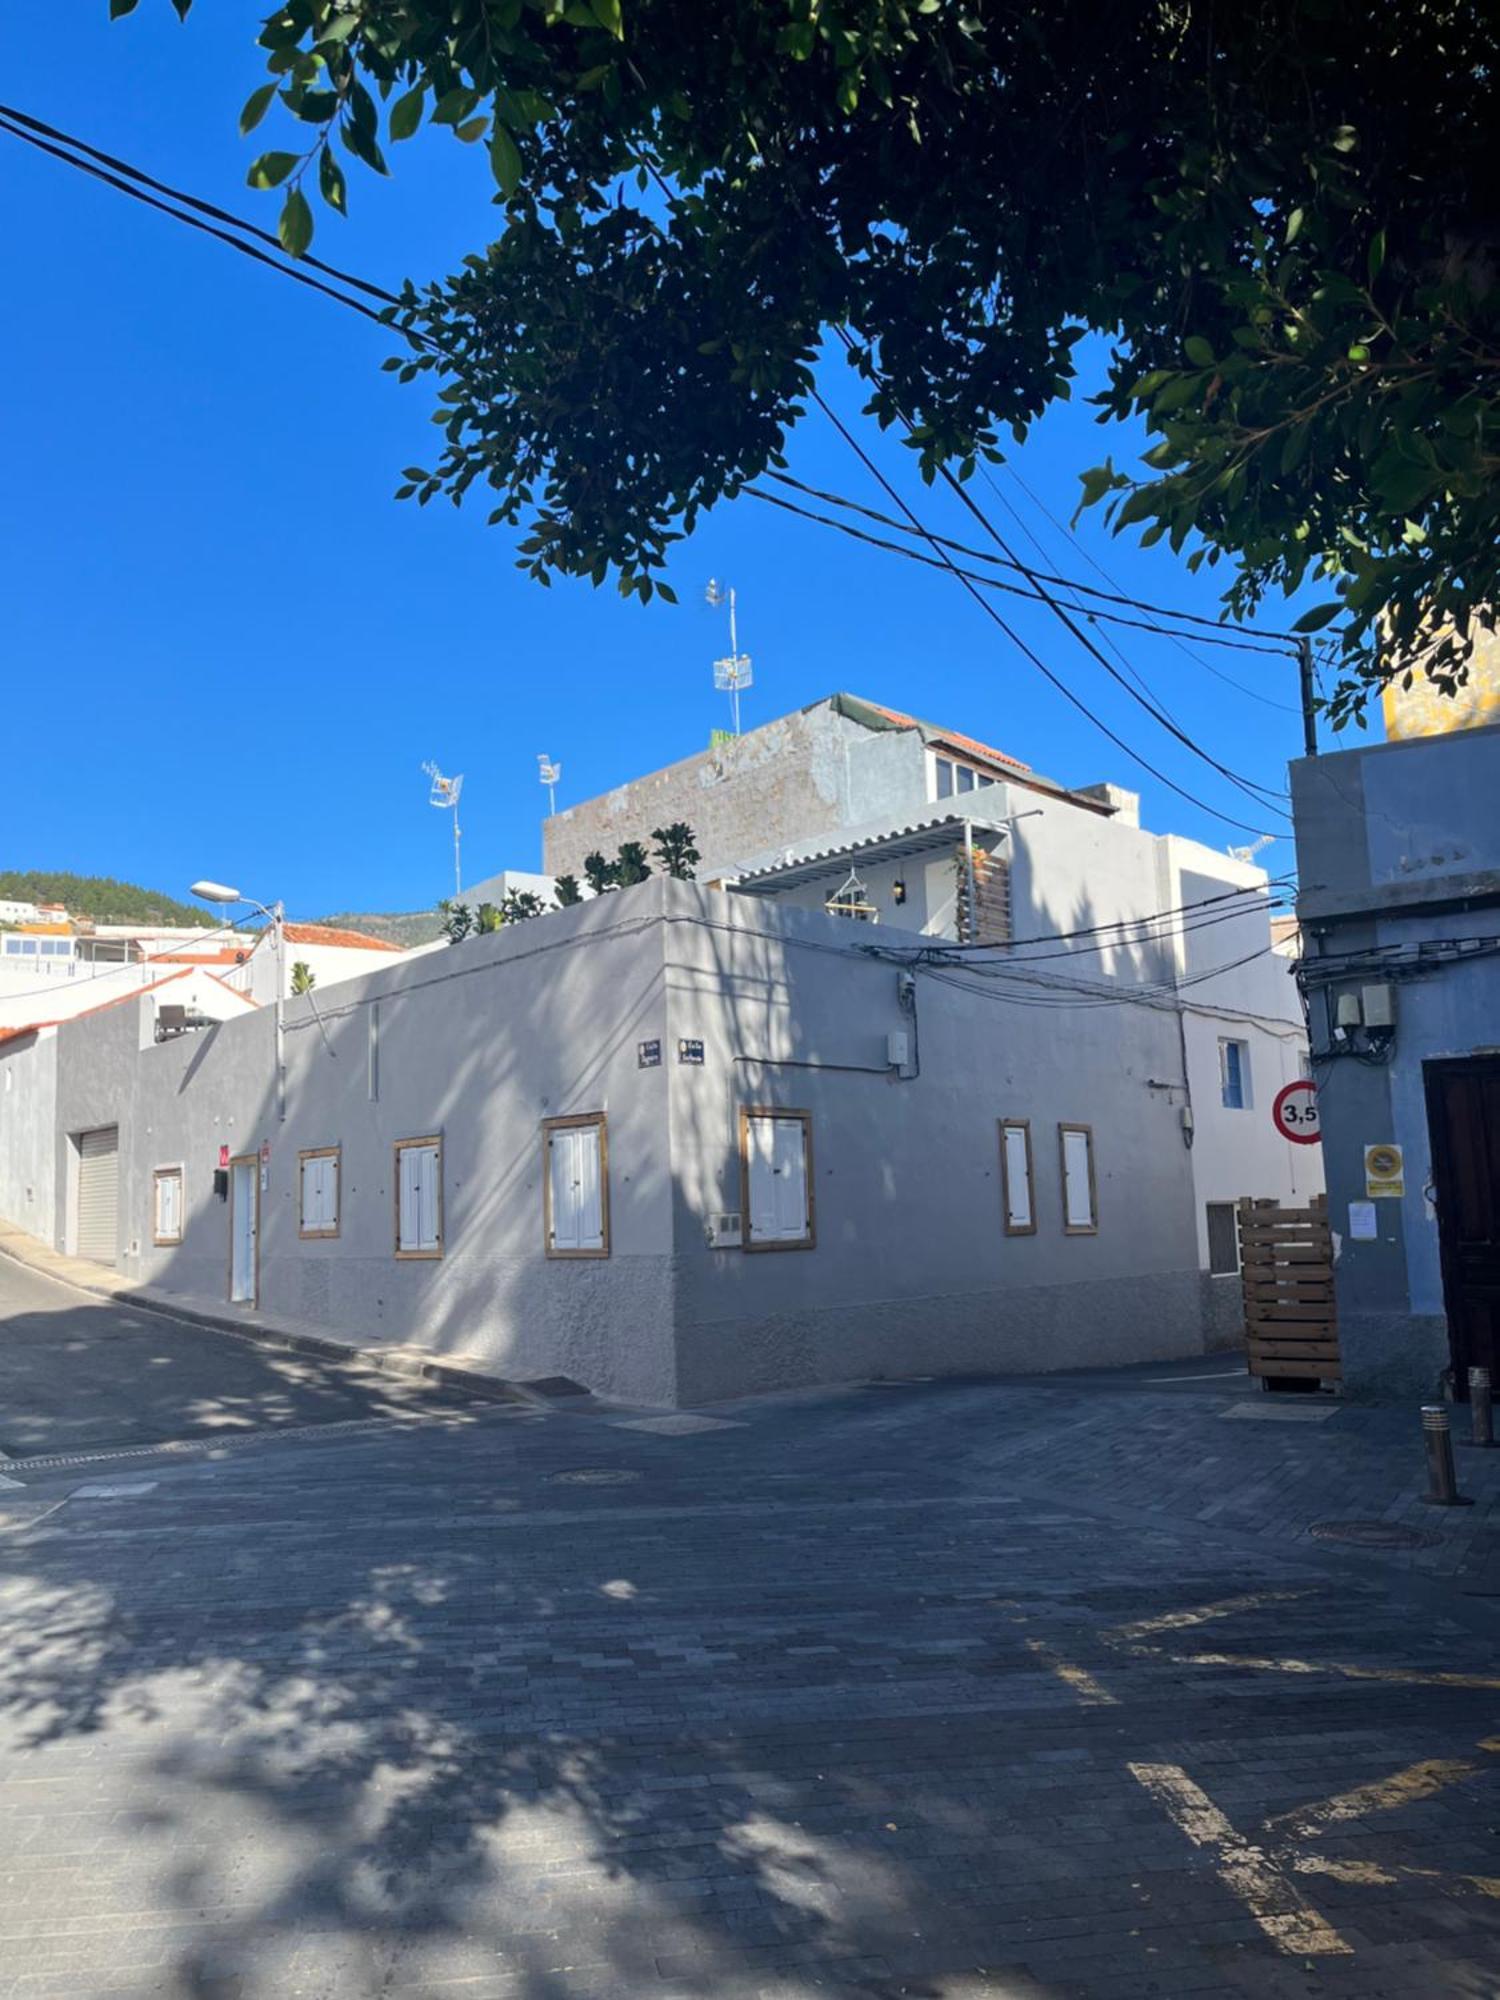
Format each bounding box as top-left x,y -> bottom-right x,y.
1058,1123 -> 1098,1235
998,1119 -> 1035,1235
152,1165 -> 184,1246
740,1108 -> 815,1251
298,1146 -> 340,1239
394,1136 -> 442,1259
543,1113 -> 609,1258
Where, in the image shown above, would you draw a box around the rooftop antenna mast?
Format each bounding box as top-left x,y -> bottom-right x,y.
537,753 -> 561,817
1227,834 -> 1275,865
422,761 -> 465,899
705,578 -> 753,736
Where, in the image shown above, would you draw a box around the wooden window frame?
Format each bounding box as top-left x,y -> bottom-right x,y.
297,1145 -> 341,1241
152,1164 -> 185,1247
739,1106 -> 816,1253
1058,1122 -> 1099,1237
542,1112 -> 611,1260
393,1134 -> 444,1261
998,1119 -> 1036,1237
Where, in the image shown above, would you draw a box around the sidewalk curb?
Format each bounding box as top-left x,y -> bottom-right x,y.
0,1234 -> 534,1409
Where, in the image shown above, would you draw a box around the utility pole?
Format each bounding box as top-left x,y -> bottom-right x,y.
1297,639 -> 1319,759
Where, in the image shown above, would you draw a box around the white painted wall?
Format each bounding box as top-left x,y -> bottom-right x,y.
0,1028 -> 58,1241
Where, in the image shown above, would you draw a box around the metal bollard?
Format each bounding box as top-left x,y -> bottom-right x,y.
1468,1367 -> 1495,1449
1422,1404 -> 1473,1505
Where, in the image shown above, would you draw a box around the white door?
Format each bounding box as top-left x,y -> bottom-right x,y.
230,1159 -> 258,1303
76,1126 -> 119,1265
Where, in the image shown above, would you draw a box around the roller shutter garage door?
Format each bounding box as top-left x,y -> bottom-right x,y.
77,1126 -> 120,1265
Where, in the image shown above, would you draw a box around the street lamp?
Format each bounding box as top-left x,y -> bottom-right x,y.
191,879 -> 286,1123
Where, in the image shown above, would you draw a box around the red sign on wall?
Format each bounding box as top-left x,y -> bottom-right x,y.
1272,1079 -> 1321,1146
218,1144 -> 230,1168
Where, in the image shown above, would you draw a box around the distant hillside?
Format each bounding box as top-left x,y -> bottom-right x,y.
0,870 -> 215,927
316,908 -> 446,949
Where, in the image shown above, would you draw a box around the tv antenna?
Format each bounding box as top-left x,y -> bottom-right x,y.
1227,835 -> 1275,865
705,578 -> 752,736
422,761 -> 465,898
537,753 -> 561,817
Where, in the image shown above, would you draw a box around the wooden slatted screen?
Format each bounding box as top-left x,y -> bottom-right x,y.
1237,1194 -> 1340,1386
956,847 -> 1012,944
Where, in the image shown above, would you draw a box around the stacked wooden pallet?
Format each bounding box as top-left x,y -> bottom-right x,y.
1237,1193 -> 1341,1386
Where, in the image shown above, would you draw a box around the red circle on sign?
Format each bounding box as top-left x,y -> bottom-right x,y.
1272,1078 -> 1321,1145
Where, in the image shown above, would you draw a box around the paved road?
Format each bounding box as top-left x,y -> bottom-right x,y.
0,1254 -> 496,1460
4,1279 -> 1500,1996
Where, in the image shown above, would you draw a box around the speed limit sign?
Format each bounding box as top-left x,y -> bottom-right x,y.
1272,1078 -> 1321,1145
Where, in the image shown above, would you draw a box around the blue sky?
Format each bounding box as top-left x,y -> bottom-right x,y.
1,7 -> 1323,919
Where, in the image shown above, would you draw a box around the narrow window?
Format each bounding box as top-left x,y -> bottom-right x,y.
741,1108 -> 814,1250
298,1146 -> 340,1239
394,1136 -> 442,1258
543,1114 -> 609,1258
999,1119 -> 1035,1235
933,756 -> 955,800
956,764 -> 976,793
1206,1201 -> 1239,1276
1059,1124 -> 1098,1235
1219,1038 -> 1250,1110
152,1166 -> 184,1246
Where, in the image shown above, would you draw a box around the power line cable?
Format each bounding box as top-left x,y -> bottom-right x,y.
990,458 -> 1304,715
0,101 -> 403,309
826,327 -> 1292,815
808,385 -> 1285,839
851,877 -> 1294,959
764,474 -> 1303,653
748,485 -> 1302,661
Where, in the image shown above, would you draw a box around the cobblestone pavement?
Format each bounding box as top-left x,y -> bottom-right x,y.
4,1356 -> 1500,2000
0,1255 -> 497,1461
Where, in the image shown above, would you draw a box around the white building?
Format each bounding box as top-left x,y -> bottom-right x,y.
0,694 -> 1320,1401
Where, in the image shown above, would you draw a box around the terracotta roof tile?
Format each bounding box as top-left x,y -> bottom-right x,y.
282,924 -> 402,951
860,700 -> 1032,775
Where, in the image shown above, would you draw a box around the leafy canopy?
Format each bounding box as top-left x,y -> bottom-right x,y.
141,0 -> 1500,722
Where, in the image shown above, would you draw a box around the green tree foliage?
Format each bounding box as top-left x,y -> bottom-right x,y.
0,870 -> 216,927
156,1 -> 1500,718
438,898 -> 473,944
473,901 -> 503,934
650,823 -> 699,880
614,841 -> 651,887
552,874 -> 584,908
582,852 -> 618,897
290,959 -> 317,994
499,889 -> 547,922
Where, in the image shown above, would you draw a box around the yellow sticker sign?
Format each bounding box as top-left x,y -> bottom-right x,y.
1365,1143 -> 1405,1199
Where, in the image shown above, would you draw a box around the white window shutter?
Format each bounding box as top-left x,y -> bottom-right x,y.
1062,1128 -> 1095,1230
772,1120 -> 808,1239
399,1148 -> 421,1248
1003,1126 -> 1032,1230
747,1116 -> 809,1243
550,1129 -> 580,1250
576,1125 -> 604,1251
418,1148 -> 437,1248
746,1116 -> 779,1243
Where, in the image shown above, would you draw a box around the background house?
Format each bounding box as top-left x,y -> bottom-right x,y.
1293,718 -> 1500,1399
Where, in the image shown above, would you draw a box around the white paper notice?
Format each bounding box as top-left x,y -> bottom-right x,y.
1348,1200 -> 1378,1241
